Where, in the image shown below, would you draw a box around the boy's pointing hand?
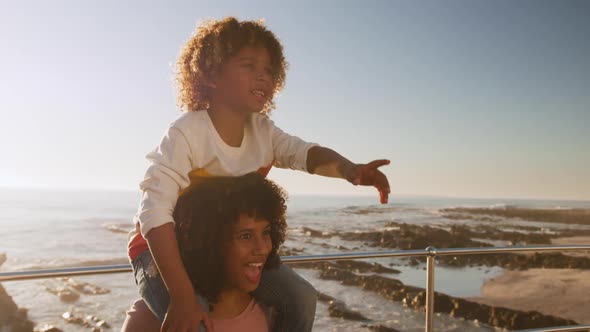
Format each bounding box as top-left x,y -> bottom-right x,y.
349,159 -> 391,204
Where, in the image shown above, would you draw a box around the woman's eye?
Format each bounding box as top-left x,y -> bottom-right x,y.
263,229 -> 271,237
239,233 -> 252,240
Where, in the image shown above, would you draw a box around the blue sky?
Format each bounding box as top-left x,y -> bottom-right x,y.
1,0 -> 589,200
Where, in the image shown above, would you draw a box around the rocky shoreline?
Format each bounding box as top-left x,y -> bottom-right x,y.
305,221 -> 590,270
291,259 -> 578,330
0,253 -> 113,332
440,206 -> 590,225
292,208 -> 590,330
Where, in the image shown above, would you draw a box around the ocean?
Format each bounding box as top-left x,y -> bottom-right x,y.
1,188 -> 589,331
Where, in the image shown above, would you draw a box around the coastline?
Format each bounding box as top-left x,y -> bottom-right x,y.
551,236 -> 590,258
469,235 -> 590,324
469,267 -> 590,324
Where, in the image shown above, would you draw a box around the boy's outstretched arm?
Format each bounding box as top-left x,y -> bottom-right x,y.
306,146 -> 391,204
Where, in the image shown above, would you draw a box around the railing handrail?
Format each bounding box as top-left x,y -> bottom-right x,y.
1,244 -> 589,332
516,326 -> 590,332
2,244 -> 588,282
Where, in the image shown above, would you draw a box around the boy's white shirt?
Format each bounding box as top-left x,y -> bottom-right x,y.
134,111 -> 318,237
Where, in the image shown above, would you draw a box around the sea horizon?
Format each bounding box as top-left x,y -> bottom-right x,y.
2,185 -> 589,204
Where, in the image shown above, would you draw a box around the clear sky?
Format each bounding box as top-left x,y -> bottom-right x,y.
1,0 -> 589,200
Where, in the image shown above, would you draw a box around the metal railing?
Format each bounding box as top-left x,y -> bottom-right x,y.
2,244 -> 590,332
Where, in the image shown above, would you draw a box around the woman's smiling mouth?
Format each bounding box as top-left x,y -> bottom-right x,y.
244,261 -> 264,284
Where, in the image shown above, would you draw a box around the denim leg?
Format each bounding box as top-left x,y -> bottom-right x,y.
252,264 -> 317,332
132,250 -> 209,332
133,250 -> 170,323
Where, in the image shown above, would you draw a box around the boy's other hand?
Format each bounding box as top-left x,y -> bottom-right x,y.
350,159 -> 391,204
162,294 -> 214,332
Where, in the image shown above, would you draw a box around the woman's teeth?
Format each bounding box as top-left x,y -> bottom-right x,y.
247,262 -> 263,270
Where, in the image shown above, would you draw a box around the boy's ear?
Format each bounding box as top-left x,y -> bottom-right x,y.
204,76 -> 217,89
204,70 -> 220,89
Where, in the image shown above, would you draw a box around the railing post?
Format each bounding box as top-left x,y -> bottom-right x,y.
425,246 -> 437,332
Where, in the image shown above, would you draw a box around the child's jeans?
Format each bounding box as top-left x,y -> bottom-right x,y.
132,249 -> 317,332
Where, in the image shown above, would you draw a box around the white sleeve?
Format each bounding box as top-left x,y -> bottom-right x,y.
271,122 -> 319,172
134,126 -> 193,237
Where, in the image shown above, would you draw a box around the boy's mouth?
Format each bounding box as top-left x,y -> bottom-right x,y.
251,89 -> 268,102
251,89 -> 266,97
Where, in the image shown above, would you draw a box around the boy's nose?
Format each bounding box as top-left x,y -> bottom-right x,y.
256,71 -> 271,82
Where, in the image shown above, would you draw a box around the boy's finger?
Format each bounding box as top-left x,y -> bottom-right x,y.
366,159 -> 390,169
380,190 -> 389,204
376,175 -> 390,204
378,184 -> 390,203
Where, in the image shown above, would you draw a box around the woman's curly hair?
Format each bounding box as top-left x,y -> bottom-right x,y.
176,17 -> 288,114
173,173 -> 288,303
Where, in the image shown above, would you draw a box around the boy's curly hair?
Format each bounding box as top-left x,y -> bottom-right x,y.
176,17 -> 287,114
173,173 -> 288,303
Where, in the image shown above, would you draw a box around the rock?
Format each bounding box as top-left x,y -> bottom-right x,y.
317,292 -> 337,303
58,289 -> 80,303
450,298 -> 490,323
433,293 -> 454,313
331,260 -> 400,274
0,284 -> 35,332
410,291 -> 426,308
61,312 -> 109,330
96,320 -> 110,328
301,227 -> 330,238
86,315 -> 100,322
292,260 -> 399,276
36,325 -> 63,332
327,300 -> 368,321
364,324 -> 401,332
0,289 -> 18,321
65,278 -> 110,295
61,311 -> 87,326
47,286 -> 81,303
